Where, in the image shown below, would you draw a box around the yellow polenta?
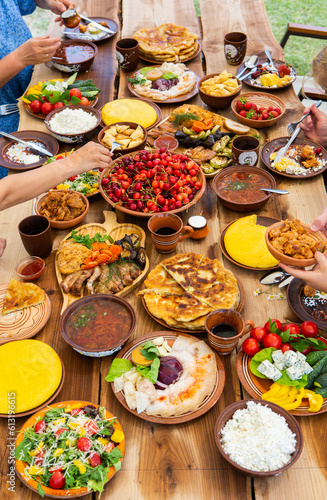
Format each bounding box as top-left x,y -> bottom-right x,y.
224,215 -> 278,268
101,99 -> 157,127
0,340 -> 62,413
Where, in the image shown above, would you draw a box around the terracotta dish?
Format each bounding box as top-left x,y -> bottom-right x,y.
35,189 -> 89,229
52,40 -> 97,72
231,92 -> 286,129
45,105 -> 101,144
236,55 -> 297,90
198,73 -> 242,109
287,278 -> 327,331
0,131 -> 59,170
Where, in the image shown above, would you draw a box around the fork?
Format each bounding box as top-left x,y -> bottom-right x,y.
287,100 -> 322,135
265,49 -> 279,73
0,104 -> 19,116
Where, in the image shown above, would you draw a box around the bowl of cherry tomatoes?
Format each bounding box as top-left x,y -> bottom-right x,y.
99,148 -> 206,217
231,92 -> 286,129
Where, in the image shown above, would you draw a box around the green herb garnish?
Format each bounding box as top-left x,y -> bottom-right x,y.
172,112 -> 199,127
68,231 -> 113,249
128,75 -> 147,85
162,72 -> 177,80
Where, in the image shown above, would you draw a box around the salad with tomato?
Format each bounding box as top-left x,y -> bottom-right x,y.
15,403 -> 124,497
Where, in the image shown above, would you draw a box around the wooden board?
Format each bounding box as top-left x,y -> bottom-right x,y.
55,210 -> 149,312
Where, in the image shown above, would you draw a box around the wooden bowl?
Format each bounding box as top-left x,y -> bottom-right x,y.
212,166 -> 276,211
231,92 -> 286,129
35,189 -> 89,229
198,73 -> 242,109
265,221 -> 327,267
98,121 -> 147,157
52,40 -> 97,72
44,105 -> 101,143
215,399 -> 303,476
99,150 -> 206,218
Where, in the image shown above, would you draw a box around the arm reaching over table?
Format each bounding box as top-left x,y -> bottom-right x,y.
0,142 -> 111,211
299,104 -> 327,146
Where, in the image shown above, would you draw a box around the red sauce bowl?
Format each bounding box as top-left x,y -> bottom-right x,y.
16,256 -> 45,281
154,135 -> 179,151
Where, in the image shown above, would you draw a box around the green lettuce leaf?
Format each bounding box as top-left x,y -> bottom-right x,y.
136,357 -> 160,384
105,359 -> 132,382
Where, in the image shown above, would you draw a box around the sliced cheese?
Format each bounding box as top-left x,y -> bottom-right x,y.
0,340 -> 62,413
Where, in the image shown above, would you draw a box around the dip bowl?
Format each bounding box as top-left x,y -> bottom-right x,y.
45,105 -> 101,143
52,40 -> 97,72
212,166 -> 276,211
60,294 -> 136,357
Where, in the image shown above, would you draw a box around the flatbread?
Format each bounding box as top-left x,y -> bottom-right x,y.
2,279 -> 45,315
142,265 -> 184,295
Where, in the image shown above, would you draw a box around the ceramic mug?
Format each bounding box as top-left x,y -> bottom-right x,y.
232,135 -> 260,166
148,213 -> 194,253
224,32 -> 247,65
205,309 -> 254,355
115,38 -> 139,71
18,215 -> 53,258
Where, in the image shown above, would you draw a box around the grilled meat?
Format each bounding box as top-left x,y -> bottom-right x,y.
85,266 -> 102,295
60,270 -> 84,294
71,270 -> 93,296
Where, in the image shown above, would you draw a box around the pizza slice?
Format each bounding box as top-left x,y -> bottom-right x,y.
2,279 -> 45,315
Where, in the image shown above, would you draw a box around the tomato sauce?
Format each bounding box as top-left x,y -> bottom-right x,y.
65,299 -> 132,350
217,171 -> 270,203
21,261 -> 43,276
154,135 -> 179,151
55,43 -> 95,63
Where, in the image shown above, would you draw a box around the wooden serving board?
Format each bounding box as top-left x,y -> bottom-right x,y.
55,210 -> 149,313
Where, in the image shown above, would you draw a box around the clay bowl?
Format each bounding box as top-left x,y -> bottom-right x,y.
44,105 -> 101,143
35,189 -> 89,229
98,121 -> 147,157
198,73 -> 242,109
265,221 -> 327,268
60,294 -> 136,357
231,92 -> 286,129
215,399 -> 303,476
16,256 -> 45,281
52,40 -> 97,72
212,166 -> 276,211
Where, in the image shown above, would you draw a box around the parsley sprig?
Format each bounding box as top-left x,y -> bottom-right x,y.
68,230 -> 113,249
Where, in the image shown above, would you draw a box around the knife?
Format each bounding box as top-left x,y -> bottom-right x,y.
272,127 -> 302,166
79,15 -> 115,34
0,131 -> 53,157
278,276 -> 294,288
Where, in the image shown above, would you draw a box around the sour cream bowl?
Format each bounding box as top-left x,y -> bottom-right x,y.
44,105 -> 101,143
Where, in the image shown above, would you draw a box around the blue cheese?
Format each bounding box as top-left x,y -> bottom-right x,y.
283,350 -> 298,368
257,360 -> 282,381
286,365 -> 304,381
272,350 -> 288,370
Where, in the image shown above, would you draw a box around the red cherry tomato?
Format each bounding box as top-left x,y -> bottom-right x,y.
301,321 -> 318,338
90,453 -> 101,468
35,449 -> 45,465
80,96 -> 90,106
34,419 -> 46,433
77,437 -> 92,452
49,470 -> 65,489
312,337 -> 327,351
282,323 -> 300,337
54,101 -> 64,109
84,420 -> 99,436
264,319 -> 282,332
242,338 -> 259,356
250,327 -> 268,343
55,428 -> 69,438
30,100 -> 42,114
41,102 -> 54,116
263,333 -> 282,349
280,343 -> 295,353
69,88 -> 82,99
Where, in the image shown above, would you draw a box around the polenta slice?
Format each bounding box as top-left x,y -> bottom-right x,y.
224,215 -> 278,268
101,99 -> 157,128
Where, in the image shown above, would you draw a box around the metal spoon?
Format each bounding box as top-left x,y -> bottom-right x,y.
238,66 -> 258,81
260,187 -> 289,195
111,142 -> 122,153
236,55 -> 258,79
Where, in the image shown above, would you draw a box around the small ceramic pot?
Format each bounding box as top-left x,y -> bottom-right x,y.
224,32 -> 247,65
116,38 -> 139,71
148,213 -> 194,253
18,215 -> 53,259
205,309 -> 254,355
232,135 -> 260,166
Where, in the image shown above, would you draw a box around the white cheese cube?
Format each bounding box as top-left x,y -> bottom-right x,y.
283,350 -> 298,368
257,360 -> 283,381
272,350 -> 284,364
286,366 -> 304,380
303,362 -> 313,375
296,351 -> 306,362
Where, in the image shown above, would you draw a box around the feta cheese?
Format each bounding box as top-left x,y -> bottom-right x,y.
44,81 -> 68,93
257,360 -> 282,381
48,108 -> 98,134
272,350 -> 288,370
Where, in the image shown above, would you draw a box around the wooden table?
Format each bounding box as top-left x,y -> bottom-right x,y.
1,1 -> 326,499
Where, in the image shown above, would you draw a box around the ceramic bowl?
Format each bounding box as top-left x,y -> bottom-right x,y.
35,190 -> 89,229
198,73 -> 242,109
98,121 -> 147,157
212,166 -> 276,211
52,40 -> 97,72
231,91 -> 286,129
44,105 -> 101,143
60,294 -> 136,357
16,256 -> 45,281
265,221 -> 327,267
215,399 -> 303,476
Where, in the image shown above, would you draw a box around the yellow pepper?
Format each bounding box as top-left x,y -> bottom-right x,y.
29,466 -> 45,476
111,429 -> 124,444
79,428 -> 86,437
64,404 -> 82,413
303,389 -> 323,412
57,184 -> 69,190
283,387 -> 305,410
53,448 -> 64,457
68,422 -> 80,430
66,438 -> 76,447
73,459 -> 86,474
97,437 -> 109,446
262,383 -> 306,410
29,442 -> 44,456
262,382 -> 289,400
53,418 -> 65,426
92,183 -> 99,188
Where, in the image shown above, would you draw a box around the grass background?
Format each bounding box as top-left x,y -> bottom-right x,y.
25,2 -> 327,75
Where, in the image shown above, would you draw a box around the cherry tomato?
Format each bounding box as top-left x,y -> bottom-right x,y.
280,343 -> 295,353
54,102 -> 64,109
35,449 -> 45,465
301,347 -> 313,356
250,327 -> 268,343
77,437 -> 92,451
55,428 -> 69,438
70,408 -> 84,416
301,321 -> 318,338
242,338 -> 259,356
69,88 -> 82,99
90,453 -> 101,468
263,333 -> 282,349
49,470 -> 65,489
41,102 -> 54,116
80,97 -> 90,106
30,100 -> 42,114
34,419 -> 46,433
312,337 -> 327,351
84,420 -> 99,435
282,323 -> 300,337
264,319 -> 282,332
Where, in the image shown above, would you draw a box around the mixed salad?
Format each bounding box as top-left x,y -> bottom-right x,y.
15,403 -> 124,497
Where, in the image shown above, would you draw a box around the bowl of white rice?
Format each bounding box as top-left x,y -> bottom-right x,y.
215,399 -> 303,476
45,105 -> 101,143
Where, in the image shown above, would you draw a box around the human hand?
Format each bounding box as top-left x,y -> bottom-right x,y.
0,239 -> 6,258
14,36 -> 61,67
49,0 -> 76,25
299,103 -> 327,147
279,252 -> 327,293
310,207 -> 327,235
65,142 -> 113,175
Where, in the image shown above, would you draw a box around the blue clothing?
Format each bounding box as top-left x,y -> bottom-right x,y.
0,0 -> 36,178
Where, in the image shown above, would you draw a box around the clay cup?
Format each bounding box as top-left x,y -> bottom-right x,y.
148,213 -> 194,253
205,309 -> 254,355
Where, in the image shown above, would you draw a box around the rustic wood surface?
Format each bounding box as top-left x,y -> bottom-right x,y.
0,0 -> 326,499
